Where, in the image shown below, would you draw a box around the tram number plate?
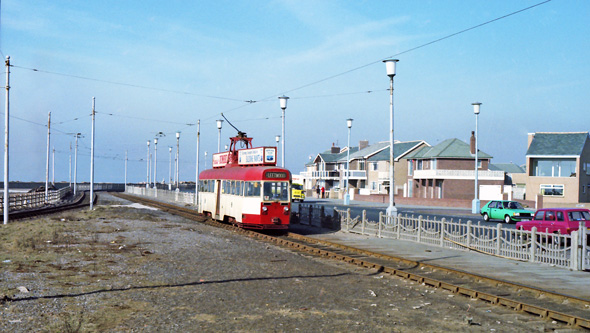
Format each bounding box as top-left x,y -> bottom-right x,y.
266,172 -> 287,179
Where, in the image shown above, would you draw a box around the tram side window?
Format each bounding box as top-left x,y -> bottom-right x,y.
209,180 -> 215,192
236,181 -> 243,196
263,181 -> 289,201
244,182 -> 261,197
222,180 -> 228,194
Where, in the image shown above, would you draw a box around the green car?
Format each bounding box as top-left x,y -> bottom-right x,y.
480,200 -> 534,223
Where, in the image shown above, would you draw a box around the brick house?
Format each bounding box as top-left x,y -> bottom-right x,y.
405,135 -> 505,200
525,132 -> 590,204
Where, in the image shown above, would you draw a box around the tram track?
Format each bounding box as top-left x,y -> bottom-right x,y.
112,192 -> 590,329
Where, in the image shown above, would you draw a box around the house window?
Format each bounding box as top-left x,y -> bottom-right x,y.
408,180 -> 413,197
370,162 -> 378,171
585,163 -> 590,176
417,160 -> 423,170
532,158 -> 576,177
371,182 -> 378,191
540,184 -> 564,197
432,159 -> 437,170
477,160 -> 482,169
408,160 -> 413,176
359,160 -> 366,171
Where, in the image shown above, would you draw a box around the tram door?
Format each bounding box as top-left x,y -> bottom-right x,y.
215,180 -> 221,219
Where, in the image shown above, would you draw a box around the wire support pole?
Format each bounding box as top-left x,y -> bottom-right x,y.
3,56 -> 10,225
195,120 -> 200,207
90,97 -> 95,210
45,112 -> 51,203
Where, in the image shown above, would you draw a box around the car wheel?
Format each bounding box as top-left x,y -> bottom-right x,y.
483,213 -> 489,222
504,215 -> 512,223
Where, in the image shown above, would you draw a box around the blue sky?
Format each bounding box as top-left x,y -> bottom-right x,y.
0,0 -> 588,183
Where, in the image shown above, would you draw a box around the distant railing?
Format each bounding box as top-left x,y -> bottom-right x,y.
299,170 -> 340,180
0,187 -> 70,212
125,185 -> 196,206
297,202 -> 589,271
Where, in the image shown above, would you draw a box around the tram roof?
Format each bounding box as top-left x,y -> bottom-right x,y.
200,165 -> 292,181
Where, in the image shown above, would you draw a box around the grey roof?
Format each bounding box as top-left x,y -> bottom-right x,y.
367,141 -> 429,162
489,163 -> 525,174
342,141 -> 389,162
316,147 -> 359,164
405,138 -> 492,159
526,132 -> 589,156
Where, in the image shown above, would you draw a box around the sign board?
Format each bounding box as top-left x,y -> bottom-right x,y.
238,147 -> 276,166
212,152 -> 230,168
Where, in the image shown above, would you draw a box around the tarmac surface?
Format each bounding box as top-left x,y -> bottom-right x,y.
293,198 -> 590,301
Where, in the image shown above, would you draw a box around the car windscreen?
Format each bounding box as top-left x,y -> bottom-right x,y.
263,181 -> 289,201
504,202 -> 524,210
292,184 -> 303,190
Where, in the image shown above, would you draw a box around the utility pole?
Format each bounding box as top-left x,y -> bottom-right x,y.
69,142 -> 72,186
45,112 -> 51,203
195,120 -> 200,207
89,97 -> 95,210
176,132 -> 180,188
124,150 -> 128,191
3,56 -> 10,225
74,134 -> 80,196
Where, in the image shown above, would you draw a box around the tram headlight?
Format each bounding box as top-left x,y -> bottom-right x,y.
283,206 -> 290,215
261,206 -> 268,215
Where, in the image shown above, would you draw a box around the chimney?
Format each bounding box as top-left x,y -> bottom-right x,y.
331,143 -> 340,154
359,140 -> 369,150
470,131 -> 475,155
527,133 -> 535,148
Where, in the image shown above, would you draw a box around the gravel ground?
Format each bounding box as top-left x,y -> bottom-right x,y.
0,193 -> 578,332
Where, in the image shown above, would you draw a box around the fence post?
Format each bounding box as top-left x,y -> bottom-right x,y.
308,205 -> 313,225
378,213 -> 382,238
582,222 -> 588,271
440,218 -> 446,247
346,208 -> 351,232
417,215 -> 422,243
466,220 -> 472,250
361,210 -> 366,235
320,206 -> 325,228
333,207 -> 338,230
571,230 -> 580,271
530,227 -> 537,263
397,214 -> 402,239
496,224 -> 502,255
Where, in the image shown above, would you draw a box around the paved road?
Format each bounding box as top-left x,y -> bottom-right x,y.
293,198 -> 519,229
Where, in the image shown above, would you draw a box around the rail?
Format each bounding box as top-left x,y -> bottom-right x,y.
0,187 -> 71,212
125,185 -> 196,206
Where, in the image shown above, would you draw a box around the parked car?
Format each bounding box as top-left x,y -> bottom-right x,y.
515,208 -> 590,235
480,200 -> 534,223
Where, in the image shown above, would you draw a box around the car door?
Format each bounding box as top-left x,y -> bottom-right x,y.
491,201 -> 503,220
538,210 -> 556,233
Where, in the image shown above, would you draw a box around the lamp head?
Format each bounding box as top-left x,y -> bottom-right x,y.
383,59 -> 399,77
347,118 -> 353,129
147,140 -> 150,146
154,138 -> 158,144
472,102 -> 482,115
176,132 -> 180,139
216,119 -> 223,129
275,135 -> 280,143
278,95 -> 289,110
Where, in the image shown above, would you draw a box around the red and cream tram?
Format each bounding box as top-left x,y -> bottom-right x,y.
197,134 -> 291,230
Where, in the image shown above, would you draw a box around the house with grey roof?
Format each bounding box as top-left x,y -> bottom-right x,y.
525,132 -> 590,204
405,134 -> 505,200
300,140 -> 428,198
489,163 -> 527,200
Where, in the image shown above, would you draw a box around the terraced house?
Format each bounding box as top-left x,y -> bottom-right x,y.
525,132 -> 590,205
405,135 -> 505,200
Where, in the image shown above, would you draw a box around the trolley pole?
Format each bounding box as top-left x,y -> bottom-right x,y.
3,56 -> 10,225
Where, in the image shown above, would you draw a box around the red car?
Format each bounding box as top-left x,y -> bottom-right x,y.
515,208 -> 590,235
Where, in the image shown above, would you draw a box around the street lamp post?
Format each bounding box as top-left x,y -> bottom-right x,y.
216,119 -> 223,153
176,132 -> 180,188
154,138 -> 158,190
275,135 -> 280,163
168,147 -> 172,190
278,96 -> 289,168
383,59 -> 399,218
146,140 -> 150,188
344,118 -> 353,205
472,102 -> 482,214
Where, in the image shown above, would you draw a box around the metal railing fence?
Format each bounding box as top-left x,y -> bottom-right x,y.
0,187 -> 70,212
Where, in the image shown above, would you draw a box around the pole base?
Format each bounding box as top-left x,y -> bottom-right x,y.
386,205 -> 398,218
343,193 -> 350,205
471,199 -> 480,214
